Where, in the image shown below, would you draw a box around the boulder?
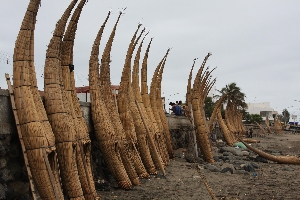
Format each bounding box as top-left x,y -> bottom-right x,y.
219,147 -> 243,156
205,164 -> 222,172
254,156 -> 268,163
243,163 -> 256,172
221,163 -> 235,174
223,152 -> 233,156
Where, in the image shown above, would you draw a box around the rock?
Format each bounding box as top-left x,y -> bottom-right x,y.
0,183 -> 5,199
213,156 -> 220,162
0,141 -> 6,157
0,158 -> 7,169
205,164 -> 222,172
217,142 -> 226,148
219,156 -> 229,161
0,168 -> 13,183
194,157 -> 204,163
7,143 -> 20,159
241,151 -> 250,156
6,181 -> 29,199
243,163 -> 256,172
219,147 -> 243,156
6,159 -> 22,180
254,156 -> 268,163
223,152 -> 233,156
219,147 -> 231,153
231,160 -> 245,165
280,166 -> 294,171
233,150 -> 243,157
185,153 -> 195,163
250,162 -> 259,169
221,163 -> 235,174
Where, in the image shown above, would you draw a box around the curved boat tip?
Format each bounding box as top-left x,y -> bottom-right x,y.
238,137 -> 300,165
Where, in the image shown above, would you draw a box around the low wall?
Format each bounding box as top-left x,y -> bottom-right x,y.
0,89 -> 193,199
166,114 -> 194,149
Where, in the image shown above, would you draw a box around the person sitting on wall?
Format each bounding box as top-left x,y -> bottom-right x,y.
169,102 -> 176,114
173,103 -> 182,116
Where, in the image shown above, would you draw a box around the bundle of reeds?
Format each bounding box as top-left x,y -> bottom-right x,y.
156,53 -> 174,159
58,0 -> 97,198
216,108 -> 235,146
115,24 -> 152,180
238,138 -> 300,164
132,38 -> 166,174
265,116 -> 272,133
140,42 -> 167,171
43,1 -> 88,199
149,51 -> 170,165
89,11 -> 134,189
274,117 -> 282,134
13,0 -> 64,199
186,59 -> 196,110
224,102 -> 246,137
255,122 -> 266,137
191,53 -> 215,163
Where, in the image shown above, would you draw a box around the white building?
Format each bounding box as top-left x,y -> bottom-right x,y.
246,102 -> 274,120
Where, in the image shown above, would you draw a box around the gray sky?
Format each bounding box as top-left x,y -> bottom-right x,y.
1,0 -> 300,119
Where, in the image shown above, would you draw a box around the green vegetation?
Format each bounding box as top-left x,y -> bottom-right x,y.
244,113 -> 263,124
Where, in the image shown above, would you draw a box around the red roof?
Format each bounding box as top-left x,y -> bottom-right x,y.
76,85 -> 119,93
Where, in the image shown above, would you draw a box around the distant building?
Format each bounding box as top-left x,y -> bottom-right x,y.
76,85 -> 119,102
246,102 -> 274,120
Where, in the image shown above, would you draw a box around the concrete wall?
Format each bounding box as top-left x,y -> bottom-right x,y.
0,89 -> 192,199
246,102 -> 274,121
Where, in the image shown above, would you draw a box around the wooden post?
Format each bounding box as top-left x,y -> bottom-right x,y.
189,104 -> 198,157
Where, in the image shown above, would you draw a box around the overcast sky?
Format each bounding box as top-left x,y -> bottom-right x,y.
1,1 -> 300,119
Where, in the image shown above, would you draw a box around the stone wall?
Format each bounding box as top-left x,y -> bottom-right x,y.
0,89 -> 29,199
166,114 -> 194,149
0,89 -> 193,199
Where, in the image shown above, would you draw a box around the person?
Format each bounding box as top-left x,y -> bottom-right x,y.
173,103 -> 181,116
169,102 -> 176,114
248,128 -> 253,138
182,105 -> 186,116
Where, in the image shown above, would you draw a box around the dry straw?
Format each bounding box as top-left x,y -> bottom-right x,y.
100,12 -> 140,186
43,0 -> 86,199
141,40 -> 166,171
191,53 -> 215,163
131,37 -> 159,175
149,51 -> 170,165
59,0 -> 97,198
156,52 -> 174,159
13,0 -> 64,198
89,11 -> 133,189
115,24 -> 150,182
